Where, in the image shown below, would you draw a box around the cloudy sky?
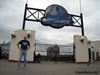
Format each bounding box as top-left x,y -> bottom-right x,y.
0,0 -> 100,45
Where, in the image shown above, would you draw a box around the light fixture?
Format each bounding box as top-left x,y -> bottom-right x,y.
27,31 -> 31,38
11,32 -> 16,39
91,44 -> 94,48
80,36 -> 85,42
87,40 -> 91,45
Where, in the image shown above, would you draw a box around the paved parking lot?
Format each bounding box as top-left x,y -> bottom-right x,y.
0,59 -> 100,75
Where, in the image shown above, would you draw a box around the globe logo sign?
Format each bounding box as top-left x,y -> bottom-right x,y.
41,4 -> 73,29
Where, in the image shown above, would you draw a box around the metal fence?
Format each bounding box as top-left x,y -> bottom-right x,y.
0,42 -> 75,62
35,43 -> 74,62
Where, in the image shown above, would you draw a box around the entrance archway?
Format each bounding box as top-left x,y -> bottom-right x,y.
21,3 -> 85,63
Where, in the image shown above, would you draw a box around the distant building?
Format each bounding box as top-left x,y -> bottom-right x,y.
47,45 -> 59,56
0,41 -> 10,59
92,40 -> 100,60
1,42 -> 10,54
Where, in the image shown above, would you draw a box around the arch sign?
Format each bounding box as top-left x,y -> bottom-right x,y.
22,3 -> 84,35
41,4 -> 73,29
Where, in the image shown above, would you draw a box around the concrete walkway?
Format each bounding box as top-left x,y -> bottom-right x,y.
0,60 -> 100,75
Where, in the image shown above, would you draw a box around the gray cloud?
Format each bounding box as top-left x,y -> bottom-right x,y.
0,0 -> 25,43
0,0 -> 100,44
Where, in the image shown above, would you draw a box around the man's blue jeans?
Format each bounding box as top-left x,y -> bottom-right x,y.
17,50 -> 27,68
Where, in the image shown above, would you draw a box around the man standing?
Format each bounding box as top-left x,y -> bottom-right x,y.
17,36 -> 30,69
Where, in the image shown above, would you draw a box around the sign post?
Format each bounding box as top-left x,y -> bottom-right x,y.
80,13 -> 84,36
22,4 -> 27,30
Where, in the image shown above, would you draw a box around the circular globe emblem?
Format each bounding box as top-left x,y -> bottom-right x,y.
41,4 -> 73,29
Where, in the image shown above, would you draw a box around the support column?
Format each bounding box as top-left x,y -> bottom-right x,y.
80,13 -> 84,36
22,3 -> 27,30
